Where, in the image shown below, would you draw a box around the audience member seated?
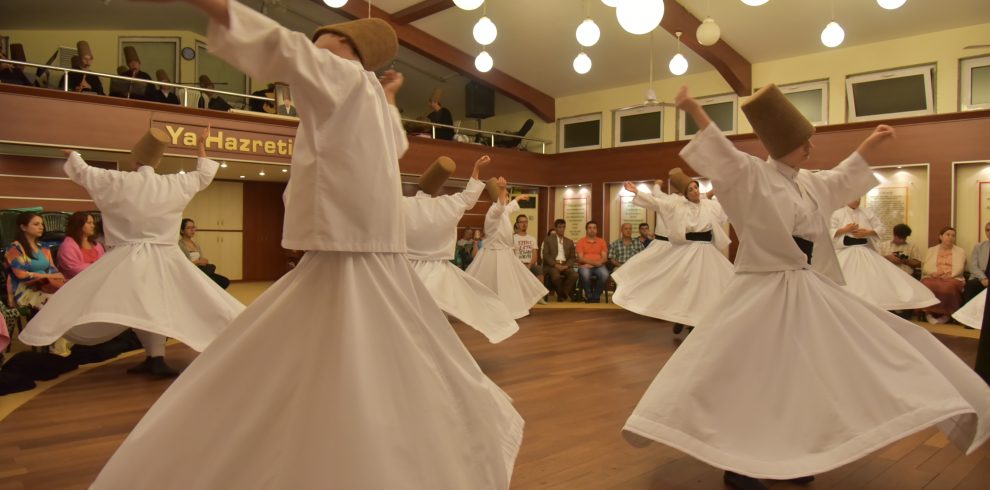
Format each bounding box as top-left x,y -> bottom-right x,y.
455,227 -> 475,269
637,222 -> 653,248
576,220 -> 609,303
426,88 -> 454,140
178,218 -> 230,289
542,219 -> 578,302
5,213 -> 67,354
197,75 -> 233,111
147,69 -> 181,105
278,92 -> 297,117
57,41 -> 104,95
0,44 -> 31,86
880,223 -> 922,278
921,226 -> 965,324
513,215 -> 546,304
964,221 -> 990,303
107,65 -> 131,98
609,222 -> 645,271
58,212 -> 105,280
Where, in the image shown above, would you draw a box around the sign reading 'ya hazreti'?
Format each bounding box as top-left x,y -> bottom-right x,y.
151,122 -> 295,158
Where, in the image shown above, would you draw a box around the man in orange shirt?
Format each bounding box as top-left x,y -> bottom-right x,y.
576,220 -> 610,303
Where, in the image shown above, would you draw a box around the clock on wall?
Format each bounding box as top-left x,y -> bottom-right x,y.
181,47 -> 196,60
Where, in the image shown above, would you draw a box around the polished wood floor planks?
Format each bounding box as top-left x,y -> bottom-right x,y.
0,308 -> 987,489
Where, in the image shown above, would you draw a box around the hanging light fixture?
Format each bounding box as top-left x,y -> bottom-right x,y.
820,21 -> 845,47
669,31 -> 688,75
475,50 -> 493,72
740,0 -> 769,6
821,0 -> 844,48
601,0 -> 620,7
322,0 -> 347,7
576,0 -> 601,47
453,0 -> 484,11
616,0 -> 664,36
473,16 -> 497,45
695,0 -> 720,47
876,0 -> 906,9
576,19 -> 601,47
573,52 -> 592,74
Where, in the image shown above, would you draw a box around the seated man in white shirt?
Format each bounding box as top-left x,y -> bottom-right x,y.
513,215 -> 546,304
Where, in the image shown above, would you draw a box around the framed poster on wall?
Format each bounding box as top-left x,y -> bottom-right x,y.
619,196 -> 646,227
863,186 -> 908,242
978,182 -> 990,239
562,197 -> 588,241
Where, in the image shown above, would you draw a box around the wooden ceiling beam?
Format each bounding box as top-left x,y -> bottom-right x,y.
661,1 -> 753,96
392,0 -> 454,25
311,0 -> 556,122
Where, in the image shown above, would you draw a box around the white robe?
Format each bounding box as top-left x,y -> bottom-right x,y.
612,186 -> 674,285
953,290 -> 986,330
612,190 -> 734,325
831,206 -> 937,310
92,3 -> 522,489
623,123 -> 990,479
403,179 -> 519,343
19,154 -> 244,351
466,200 -> 548,319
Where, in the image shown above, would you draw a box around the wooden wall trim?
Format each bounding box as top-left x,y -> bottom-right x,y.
663,1 -> 752,96
392,0 -> 454,24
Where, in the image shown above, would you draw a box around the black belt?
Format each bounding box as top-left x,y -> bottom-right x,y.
793,236 -> 813,264
654,234 -> 669,242
685,231 -> 713,242
843,236 -> 868,246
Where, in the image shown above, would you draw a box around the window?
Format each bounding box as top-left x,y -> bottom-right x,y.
677,93 -> 738,139
961,55 -> 990,111
557,113 -> 602,152
612,105 -> 664,147
779,79 -> 829,126
846,64 -> 935,122
119,37 -> 179,83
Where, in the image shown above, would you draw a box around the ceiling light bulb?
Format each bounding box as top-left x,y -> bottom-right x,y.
453,0 -> 484,10
696,17 -> 721,46
740,0 -> 769,6
322,0 -> 347,7
178,170 -> 186,174
259,171 -> 266,176
820,21 -> 845,48
573,52 -> 592,74
239,175 -> 245,179
473,16 -> 497,46
616,0 -> 664,36
576,19 -> 601,47
220,162 -> 228,168
876,0 -> 906,9
475,50 -> 493,72
282,168 -> 288,173
668,53 -> 688,75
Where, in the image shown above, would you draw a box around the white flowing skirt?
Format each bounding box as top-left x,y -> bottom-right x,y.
624,268 -> 990,480
612,241 -> 733,326
411,259 -> 519,343
19,243 -> 244,352
611,239 -> 672,285
836,245 -> 938,310
953,290 -> 985,330
466,247 -> 548,319
92,251 -> 523,490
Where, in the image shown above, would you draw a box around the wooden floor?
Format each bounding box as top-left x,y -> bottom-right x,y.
0,308 -> 988,489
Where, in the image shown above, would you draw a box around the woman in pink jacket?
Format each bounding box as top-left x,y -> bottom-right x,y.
58,212 -> 105,280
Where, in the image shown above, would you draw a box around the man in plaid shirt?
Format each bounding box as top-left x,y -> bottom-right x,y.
609,222 -> 645,270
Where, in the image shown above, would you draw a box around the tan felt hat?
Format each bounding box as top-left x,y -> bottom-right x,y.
311,18 -> 397,71
430,88 -> 443,103
485,177 -> 502,202
198,74 -> 214,88
668,168 -> 693,195
76,40 -> 93,59
123,45 -> 140,64
740,83 -> 815,160
122,128 -> 169,170
418,156 -> 456,195
156,69 -> 171,83
10,44 -> 26,62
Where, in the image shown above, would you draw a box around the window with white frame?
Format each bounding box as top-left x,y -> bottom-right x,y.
612,105 -> 664,147
961,55 -> 990,111
677,93 -> 738,139
779,79 -> 829,126
557,113 -> 602,152
846,64 -> 935,122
